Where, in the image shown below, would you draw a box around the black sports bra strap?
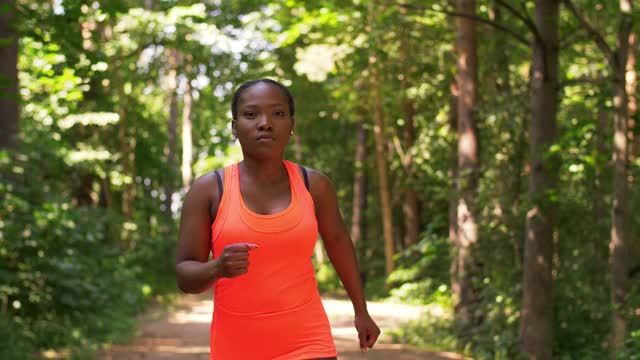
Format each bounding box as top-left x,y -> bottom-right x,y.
214,170 -> 223,199
298,164 -> 309,191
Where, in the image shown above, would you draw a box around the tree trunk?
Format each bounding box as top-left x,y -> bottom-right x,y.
119,105 -> 136,222
351,120 -> 367,246
369,3 -> 395,276
454,0 -> 480,332
519,1 -> 558,359
0,0 -> 19,149
181,71 -> 194,188
610,40 -> 631,356
164,50 -> 178,216
372,70 -> 394,276
593,106 -> 608,223
627,33 -> 637,163
449,82 -> 460,312
399,30 -> 419,248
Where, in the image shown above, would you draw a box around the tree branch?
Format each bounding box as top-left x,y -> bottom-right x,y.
391,2 -> 530,47
562,0 -> 616,67
494,0 -> 542,45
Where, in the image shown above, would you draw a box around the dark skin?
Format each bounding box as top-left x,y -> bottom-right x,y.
175,82 -> 380,354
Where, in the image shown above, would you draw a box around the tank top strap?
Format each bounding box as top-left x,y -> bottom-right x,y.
283,160 -> 315,212
211,163 -> 236,248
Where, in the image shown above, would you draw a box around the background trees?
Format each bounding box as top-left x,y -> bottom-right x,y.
0,1 -> 638,359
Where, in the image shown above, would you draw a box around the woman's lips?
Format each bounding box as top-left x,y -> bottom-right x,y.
256,135 -> 275,142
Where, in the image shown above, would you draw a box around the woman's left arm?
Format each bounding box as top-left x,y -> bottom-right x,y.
309,169 -> 381,352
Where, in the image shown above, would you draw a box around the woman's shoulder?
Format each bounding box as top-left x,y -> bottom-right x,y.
292,163 -> 333,196
186,168 -> 226,204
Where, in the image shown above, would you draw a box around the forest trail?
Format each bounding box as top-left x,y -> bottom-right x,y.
100,293 -> 468,360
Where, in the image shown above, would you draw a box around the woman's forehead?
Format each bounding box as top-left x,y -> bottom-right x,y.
238,83 -> 288,106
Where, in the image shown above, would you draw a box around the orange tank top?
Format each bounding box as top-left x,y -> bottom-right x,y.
209,160 -> 336,359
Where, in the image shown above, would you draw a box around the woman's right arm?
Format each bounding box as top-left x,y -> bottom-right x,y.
175,174 -> 220,294
175,172 -> 256,293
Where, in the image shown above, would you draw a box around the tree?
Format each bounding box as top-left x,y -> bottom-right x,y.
0,0 -> 19,148
368,2 -> 395,276
453,0 -> 480,332
181,58 -> 194,188
564,0 -> 634,352
519,1 -> 559,359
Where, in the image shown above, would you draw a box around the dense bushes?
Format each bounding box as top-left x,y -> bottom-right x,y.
0,139 -> 176,358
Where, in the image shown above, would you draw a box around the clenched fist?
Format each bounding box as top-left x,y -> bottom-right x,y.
214,243 -> 259,278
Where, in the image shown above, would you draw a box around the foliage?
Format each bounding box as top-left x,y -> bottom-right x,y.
2,0 -> 640,358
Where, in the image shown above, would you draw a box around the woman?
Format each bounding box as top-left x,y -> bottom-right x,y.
175,79 -> 380,359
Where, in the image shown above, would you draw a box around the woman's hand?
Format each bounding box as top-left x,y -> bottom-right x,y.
214,243 -> 259,278
354,312 -> 381,352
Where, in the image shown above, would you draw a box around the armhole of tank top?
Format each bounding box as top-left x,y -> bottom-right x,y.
211,167 -> 229,248
289,161 -> 316,213
298,164 -> 310,191
214,170 -> 223,200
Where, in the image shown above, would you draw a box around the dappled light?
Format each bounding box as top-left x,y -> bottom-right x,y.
1,1 -> 639,359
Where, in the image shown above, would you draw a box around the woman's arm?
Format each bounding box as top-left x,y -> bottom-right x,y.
175,172 -> 257,293
175,173 -> 220,294
309,169 -> 381,351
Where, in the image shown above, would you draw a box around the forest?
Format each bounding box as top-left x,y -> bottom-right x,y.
1,0 -> 639,359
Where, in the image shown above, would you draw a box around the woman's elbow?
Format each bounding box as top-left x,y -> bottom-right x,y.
176,278 -> 206,294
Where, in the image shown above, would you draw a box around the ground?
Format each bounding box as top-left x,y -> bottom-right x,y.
99,293 -> 468,360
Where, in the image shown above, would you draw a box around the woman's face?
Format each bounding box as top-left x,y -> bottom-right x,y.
232,83 -> 294,159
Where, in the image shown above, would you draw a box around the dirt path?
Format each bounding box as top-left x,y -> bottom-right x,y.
100,293 -> 468,360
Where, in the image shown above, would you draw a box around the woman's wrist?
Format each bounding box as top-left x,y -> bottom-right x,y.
353,302 -> 368,316
208,258 -> 221,281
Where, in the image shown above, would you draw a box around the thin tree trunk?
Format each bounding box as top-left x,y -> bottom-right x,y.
181,70 -> 194,188
369,3 -> 395,276
594,106 -> 608,222
449,82 -> 460,311
0,0 -> 19,149
588,105 -> 608,282
627,33 -> 637,163
399,29 -> 419,248
164,50 -> 178,216
372,71 -> 394,276
351,120 -> 367,246
454,0 -> 479,332
519,1 -> 558,359
610,51 -> 631,356
119,105 -> 136,223
564,2 -> 633,352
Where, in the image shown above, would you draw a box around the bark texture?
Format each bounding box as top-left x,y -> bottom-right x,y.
519,1 -> 558,359
369,3 -> 395,276
399,27 -> 419,248
454,0 -> 480,331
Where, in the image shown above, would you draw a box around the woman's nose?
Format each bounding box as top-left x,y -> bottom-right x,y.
257,114 -> 273,130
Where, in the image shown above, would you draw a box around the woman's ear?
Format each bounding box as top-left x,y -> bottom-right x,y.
231,120 -> 237,139
290,117 -> 295,134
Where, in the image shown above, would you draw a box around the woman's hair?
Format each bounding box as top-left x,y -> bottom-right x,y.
231,79 -> 295,120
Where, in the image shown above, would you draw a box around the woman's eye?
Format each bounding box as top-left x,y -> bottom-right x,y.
274,111 -> 285,117
244,112 -> 256,118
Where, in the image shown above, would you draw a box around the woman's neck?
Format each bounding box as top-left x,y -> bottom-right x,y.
239,157 -> 286,183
